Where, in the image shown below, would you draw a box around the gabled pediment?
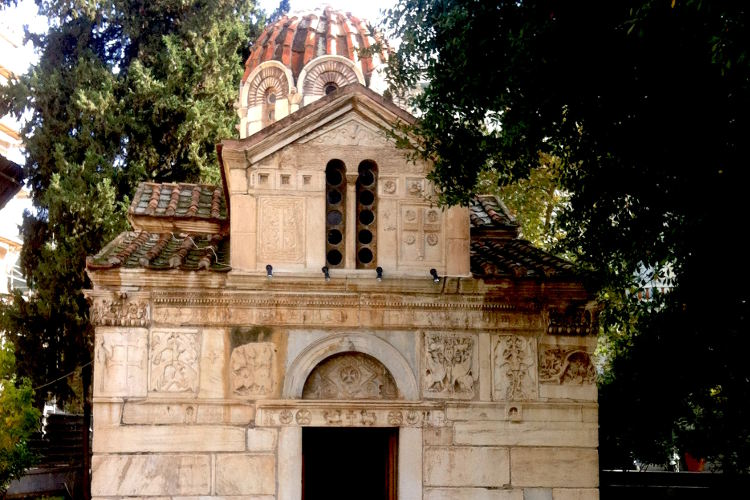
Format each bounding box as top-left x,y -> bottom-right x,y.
219,84 -> 415,174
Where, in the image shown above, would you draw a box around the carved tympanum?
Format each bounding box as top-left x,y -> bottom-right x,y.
493,335 -> 538,401
150,330 -> 200,393
539,347 -> 596,385
423,334 -> 476,399
302,352 -> 399,400
230,342 -> 275,396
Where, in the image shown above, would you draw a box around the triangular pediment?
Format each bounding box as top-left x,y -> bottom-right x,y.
219,84 -> 415,172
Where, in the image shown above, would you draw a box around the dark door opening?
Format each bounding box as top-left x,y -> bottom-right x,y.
302,427 -> 398,500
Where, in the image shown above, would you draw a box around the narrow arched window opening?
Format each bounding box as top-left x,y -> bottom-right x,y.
356,160 -> 378,269
326,159 -> 347,268
262,88 -> 277,126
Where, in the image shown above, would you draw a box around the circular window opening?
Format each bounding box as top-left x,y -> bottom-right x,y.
328,229 -> 343,245
358,170 -> 375,187
358,248 -> 373,264
327,249 -> 343,265
359,209 -> 374,225
327,210 -> 343,225
358,229 -> 373,244
326,169 -> 343,186
266,91 -> 277,105
324,83 -> 338,95
327,190 -> 342,204
359,190 -> 374,206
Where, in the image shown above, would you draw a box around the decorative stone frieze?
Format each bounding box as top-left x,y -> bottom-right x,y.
256,402 -> 446,428
493,335 -> 539,401
423,333 -> 477,399
547,305 -> 597,336
89,292 -> 149,327
302,352 -> 398,400
539,347 -> 596,385
149,329 -> 200,393
230,342 -> 276,396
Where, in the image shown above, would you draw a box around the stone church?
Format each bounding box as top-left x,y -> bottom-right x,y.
86,7 -> 599,500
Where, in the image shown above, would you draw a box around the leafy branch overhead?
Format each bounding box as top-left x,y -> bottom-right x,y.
385,0 -> 750,472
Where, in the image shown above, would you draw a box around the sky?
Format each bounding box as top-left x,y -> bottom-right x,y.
258,0 -> 396,25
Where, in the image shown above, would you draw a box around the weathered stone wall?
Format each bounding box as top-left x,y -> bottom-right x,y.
88,286 -> 598,500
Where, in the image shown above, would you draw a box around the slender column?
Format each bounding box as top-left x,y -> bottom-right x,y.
345,173 -> 358,269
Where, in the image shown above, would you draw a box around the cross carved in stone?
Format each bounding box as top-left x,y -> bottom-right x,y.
401,205 -> 442,262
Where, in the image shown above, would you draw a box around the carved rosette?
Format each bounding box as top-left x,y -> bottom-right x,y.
539,347 -> 596,385
230,342 -> 276,396
400,205 -> 443,265
423,333 -> 477,399
302,352 -> 399,400
149,330 -> 200,393
90,294 -> 149,327
493,335 -> 538,401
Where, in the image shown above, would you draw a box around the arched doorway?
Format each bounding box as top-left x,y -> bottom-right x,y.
301,352 -> 399,500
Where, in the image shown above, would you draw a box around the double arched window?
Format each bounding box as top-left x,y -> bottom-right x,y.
325,159 -> 378,269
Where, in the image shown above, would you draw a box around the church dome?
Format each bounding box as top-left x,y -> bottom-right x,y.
242,6 -> 387,87
237,6 -> 389,138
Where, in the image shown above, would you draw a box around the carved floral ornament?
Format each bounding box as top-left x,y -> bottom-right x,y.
89,293 -> 149,327
539,346 -> 596,385
493,335 -> 538,401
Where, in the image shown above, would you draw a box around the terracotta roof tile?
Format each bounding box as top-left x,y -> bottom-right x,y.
87,231 -> 230,272
242,7 -> 386,85
130,182 -> 227,221
469,195 -> 519,234
470,238 -> 576,280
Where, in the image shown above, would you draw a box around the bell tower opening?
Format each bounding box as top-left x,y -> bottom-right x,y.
302,427 -> 398,500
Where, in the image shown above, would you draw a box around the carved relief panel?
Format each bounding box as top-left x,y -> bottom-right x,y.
149,329 -> 200,394
90,293 -> 149,327
423,333 -> 477,399
399,204 -> 444,265
230,342 -> 276,396
257,197 -> 305,263
306,120 -> 389,148
493,335 -> 539,401
94,328 -> 148,397
539,346 -> 596,385
302,352 -> 399,400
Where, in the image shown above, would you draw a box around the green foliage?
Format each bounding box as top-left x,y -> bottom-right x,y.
0,343 -> 41,494
0,0 -> 263,405
477,153 -> 569,252
386,0 -> 750,472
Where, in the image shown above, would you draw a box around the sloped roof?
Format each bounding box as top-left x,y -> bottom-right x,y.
469,195 -> 519,235
470,238 -> 576,279
127,182 -> 228,235
87,231 -> 230,272
469,194 -> 580,280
